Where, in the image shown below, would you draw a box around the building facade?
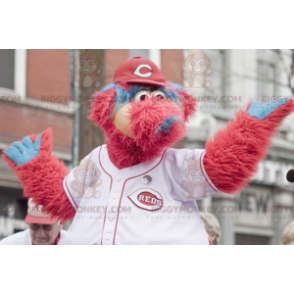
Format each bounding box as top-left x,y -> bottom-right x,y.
185,49 -> 294,245
0,49 -> 74,238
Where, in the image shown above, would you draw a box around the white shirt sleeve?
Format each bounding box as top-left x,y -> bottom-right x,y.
58,230 -> 67,245
0,229 -> 31,245
0,229 -> 67,245
162,148 -> 218,202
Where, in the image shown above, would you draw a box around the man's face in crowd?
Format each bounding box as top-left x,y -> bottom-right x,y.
29,221 -> 62,245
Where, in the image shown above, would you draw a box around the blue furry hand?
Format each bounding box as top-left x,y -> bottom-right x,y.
247,98 -> 289,120
5,134 -> 42,166
156,116 -> 182,134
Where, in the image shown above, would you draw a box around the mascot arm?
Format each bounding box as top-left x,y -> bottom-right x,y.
2,128 -> 75,222
203,98 -> 294,194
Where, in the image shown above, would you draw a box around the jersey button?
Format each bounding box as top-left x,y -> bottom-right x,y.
108,216 -> 115,221
116,175 -> 122,181
105,234 -> 111,240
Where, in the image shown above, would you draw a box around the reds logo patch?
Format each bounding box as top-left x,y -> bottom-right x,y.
133,64 -> 152,78
128,188 -> 163,211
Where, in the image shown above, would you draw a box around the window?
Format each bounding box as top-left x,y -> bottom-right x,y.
0,49 -> 15,89
205,49 -> 227,96
257,60 -> 276,99
0,49 -> 26,99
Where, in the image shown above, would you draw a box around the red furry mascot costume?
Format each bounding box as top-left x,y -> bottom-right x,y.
3,57 -> 294,244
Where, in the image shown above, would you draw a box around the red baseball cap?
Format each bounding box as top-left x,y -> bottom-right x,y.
24,199 -> 59,225
114,57 -> 166,87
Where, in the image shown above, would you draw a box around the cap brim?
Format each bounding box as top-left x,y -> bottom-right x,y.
125,79 -> 167,87
24,214 -> 59,225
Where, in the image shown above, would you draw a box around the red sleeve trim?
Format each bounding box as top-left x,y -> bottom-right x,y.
200,151 -> 218,192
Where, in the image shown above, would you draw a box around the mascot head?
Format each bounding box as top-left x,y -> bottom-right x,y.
89,57 -> 197,169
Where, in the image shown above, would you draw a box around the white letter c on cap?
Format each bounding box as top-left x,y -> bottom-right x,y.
133,64 -> 152,78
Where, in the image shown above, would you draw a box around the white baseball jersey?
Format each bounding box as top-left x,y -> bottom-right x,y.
0,229 -> 67,245
63,145 -> 218,245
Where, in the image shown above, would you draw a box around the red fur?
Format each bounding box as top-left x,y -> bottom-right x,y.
89,88 -> 117,129
204,99 -> 294,194
89,84 -> 196,169
2,128 -> 75,222
180,91 -> 197,122
109,98 -> 186,169
165,84 -> 197,122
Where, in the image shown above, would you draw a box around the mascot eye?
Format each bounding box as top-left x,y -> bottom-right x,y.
80,171 -> 85,177
80,60 -> 85,66
151,91 -> 166,99
191,172 -> 195,176
134,91 -> 151,102
88,171 -> 93,176
89,61 -> 94,66
199,60 -> 204,66
190,61 -> 195,66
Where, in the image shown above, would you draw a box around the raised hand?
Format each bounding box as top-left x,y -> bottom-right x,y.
5,134 -> 42,166
247,98 -> 289,120
204,98 -> 294,194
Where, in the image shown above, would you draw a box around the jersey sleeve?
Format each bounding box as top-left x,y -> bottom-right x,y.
63,154 -> 92,210
0,236 -> 14,245
162,148 -> 219,202
0,230 -> 29,245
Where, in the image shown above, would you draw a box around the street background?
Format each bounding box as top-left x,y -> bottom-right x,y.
0,49 -> 293,244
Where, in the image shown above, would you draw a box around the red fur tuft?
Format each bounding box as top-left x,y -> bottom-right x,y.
2,128 -> 75,222
88,88 -> 117,129
14,155 -> 75,222
165,82 -> 197,122
204,99 -> 294,194
129,98 -> 185,150
39,128 -> 53,155
106,98 -> 186,169
177,90 -> 197,122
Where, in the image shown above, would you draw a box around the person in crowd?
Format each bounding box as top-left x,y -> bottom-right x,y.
281,220 -> 294,245
0,198 -> 66,245
200,212 -> 221,245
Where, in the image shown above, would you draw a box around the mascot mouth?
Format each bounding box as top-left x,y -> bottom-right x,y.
193,68 -> 202,72
109,97 -> 186,158
113,96 -> 185,143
